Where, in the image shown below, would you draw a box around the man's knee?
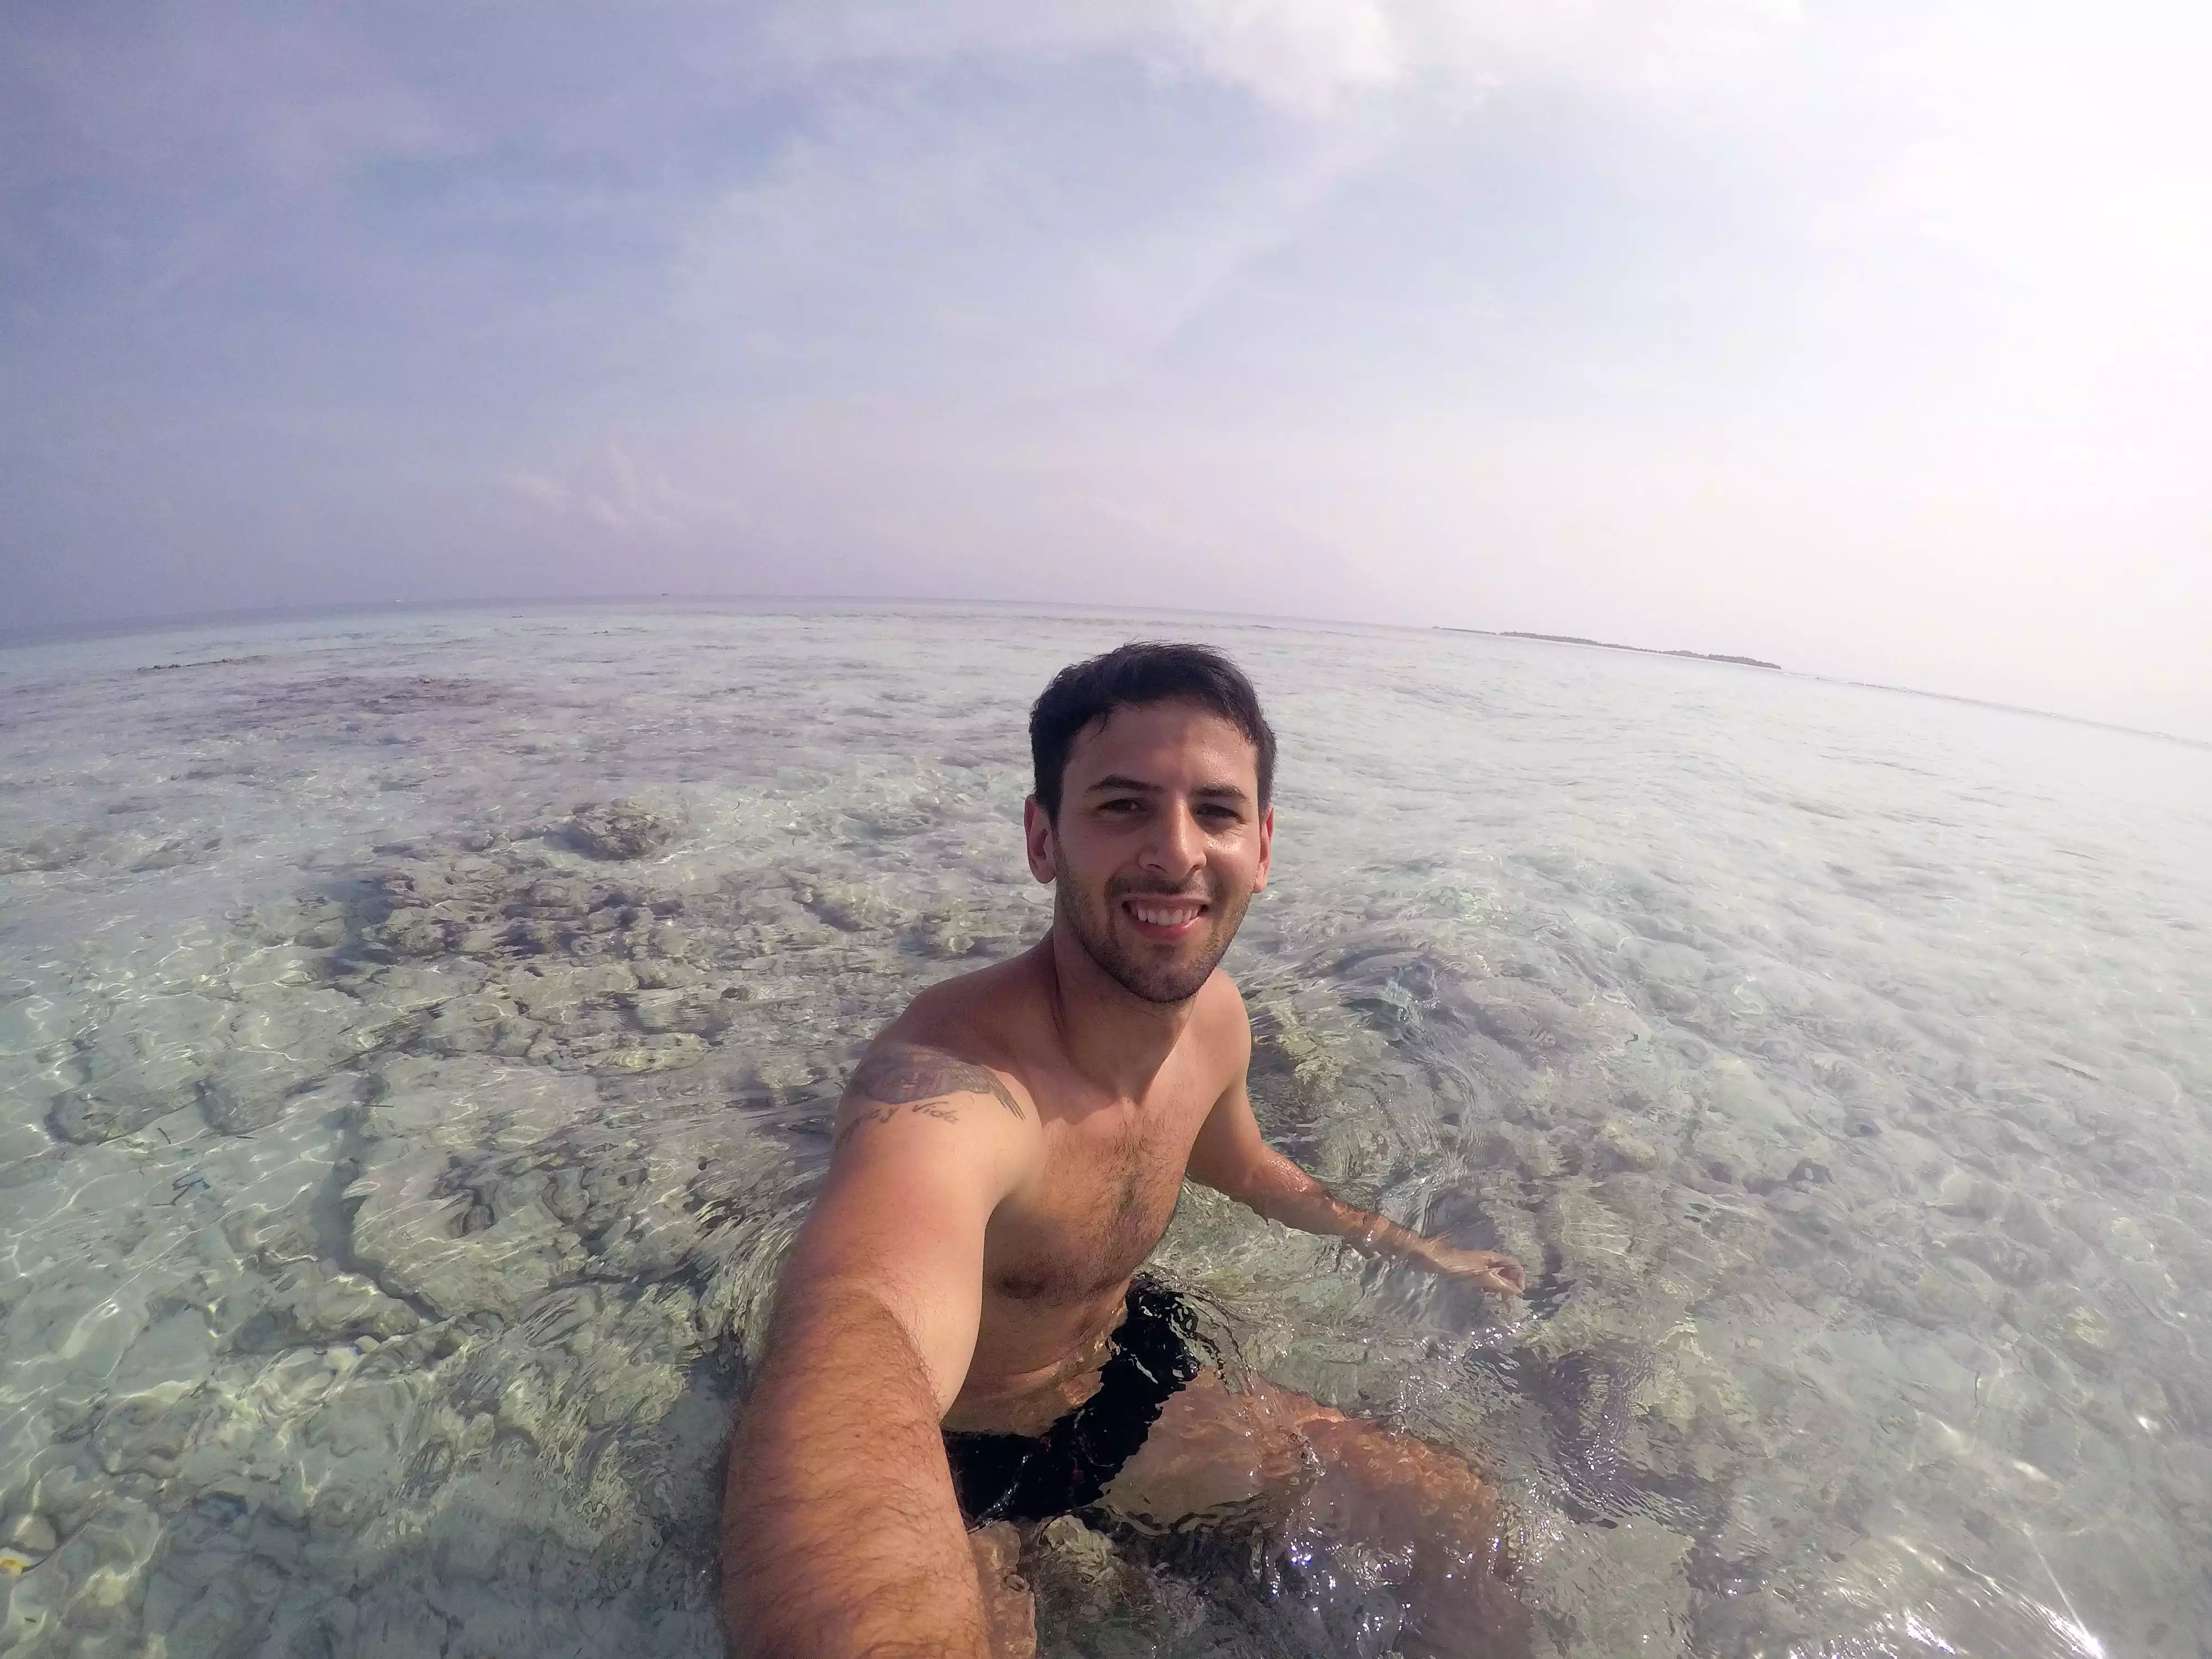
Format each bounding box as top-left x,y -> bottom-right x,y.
1101,1370 -> 1312,1527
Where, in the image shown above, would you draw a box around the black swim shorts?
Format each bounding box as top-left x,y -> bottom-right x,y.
944,1277 -> 1209,1522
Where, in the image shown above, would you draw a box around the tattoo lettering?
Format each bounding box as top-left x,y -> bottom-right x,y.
832,1044 -> 1026,1149
833,1098 -> 961,1149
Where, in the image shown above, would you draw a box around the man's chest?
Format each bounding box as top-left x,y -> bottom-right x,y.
984,1087 -> 1213,1305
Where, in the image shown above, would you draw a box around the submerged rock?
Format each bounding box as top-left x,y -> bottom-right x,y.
201,994 -> 395,1133
1029,1514 -> 1123,1621
3,1514 -> 57,1555
47,993 -> 228,1142
567,800 -> 679,860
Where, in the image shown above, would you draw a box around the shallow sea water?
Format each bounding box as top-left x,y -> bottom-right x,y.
1,606 -> 2208,1659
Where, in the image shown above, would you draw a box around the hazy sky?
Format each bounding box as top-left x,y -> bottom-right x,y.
4,2 -> 2208,738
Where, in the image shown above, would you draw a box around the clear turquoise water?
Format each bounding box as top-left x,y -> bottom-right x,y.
1,607 -> 2206,1657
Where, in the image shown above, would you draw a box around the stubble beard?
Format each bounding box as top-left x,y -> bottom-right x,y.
1052,850 -> 1254,1005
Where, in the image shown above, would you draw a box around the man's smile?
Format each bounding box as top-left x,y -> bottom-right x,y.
1119,894 -> 1208,941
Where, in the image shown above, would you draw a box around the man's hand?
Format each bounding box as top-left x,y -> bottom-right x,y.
1186,1016 -> 1527,1301
1402,1240 -> 1526,1296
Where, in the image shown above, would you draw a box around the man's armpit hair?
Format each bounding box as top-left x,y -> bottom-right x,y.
847,1044 -> 1025,1122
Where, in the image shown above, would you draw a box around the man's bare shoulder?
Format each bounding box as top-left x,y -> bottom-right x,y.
831,1037 -> 1041,1170
893,949 -> 1044,1034
1195,969 -> 1255,1066
844,1041 -> 1027,1125
834,955 -> 1047,1157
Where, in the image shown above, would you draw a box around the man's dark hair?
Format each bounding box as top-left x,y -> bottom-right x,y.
1029,642 -> 1276,818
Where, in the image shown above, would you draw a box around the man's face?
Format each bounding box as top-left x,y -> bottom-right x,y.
1025,700 -> 1273,1005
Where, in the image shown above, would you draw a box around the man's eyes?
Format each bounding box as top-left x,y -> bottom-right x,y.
1096,799 -> 1242,823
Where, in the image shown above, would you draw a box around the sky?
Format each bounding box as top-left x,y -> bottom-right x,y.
3,2 -> 2208,739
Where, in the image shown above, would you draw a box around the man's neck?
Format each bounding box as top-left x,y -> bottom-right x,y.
1036,925 -> 1197,1104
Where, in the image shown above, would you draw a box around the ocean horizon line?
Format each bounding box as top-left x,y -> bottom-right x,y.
3,591 -> 2204,755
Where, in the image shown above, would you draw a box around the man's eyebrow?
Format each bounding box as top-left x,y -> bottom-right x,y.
1084,774 -> 1252,803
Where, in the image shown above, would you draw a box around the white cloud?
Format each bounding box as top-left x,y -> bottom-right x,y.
671,72 -> 1395,404
766,0 -> 1802,117
503,446 -> 739,544
674,0 -> 1813,416
501,470 -> 568,510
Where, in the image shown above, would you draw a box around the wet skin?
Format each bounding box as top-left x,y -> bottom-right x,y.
721,700 -> 1527,1659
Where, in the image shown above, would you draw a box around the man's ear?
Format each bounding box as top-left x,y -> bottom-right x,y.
1252,805 -> 1273,893
1022,796 -> 1058,885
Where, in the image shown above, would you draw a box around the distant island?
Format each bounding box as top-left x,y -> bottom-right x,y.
1441,628 -> 1781,671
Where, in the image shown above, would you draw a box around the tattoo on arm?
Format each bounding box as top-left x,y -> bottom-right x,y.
833,1044 -> 1026,1149
834,1098 -> 963,1148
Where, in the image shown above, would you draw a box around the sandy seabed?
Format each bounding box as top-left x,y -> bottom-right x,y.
1,607 -> 2208,1658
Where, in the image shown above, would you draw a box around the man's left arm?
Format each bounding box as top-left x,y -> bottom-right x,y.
1186,1049 -> 1525,1297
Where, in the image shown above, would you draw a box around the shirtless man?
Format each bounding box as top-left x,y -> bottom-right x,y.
722,643 -> 1529,1658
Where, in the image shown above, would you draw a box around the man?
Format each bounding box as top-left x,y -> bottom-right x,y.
722,643 -> 1529,1658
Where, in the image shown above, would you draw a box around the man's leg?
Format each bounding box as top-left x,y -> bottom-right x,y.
1100,1370 -> 1531,1658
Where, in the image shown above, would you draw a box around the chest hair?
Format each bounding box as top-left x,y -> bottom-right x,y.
993,1113 -> 1183,1303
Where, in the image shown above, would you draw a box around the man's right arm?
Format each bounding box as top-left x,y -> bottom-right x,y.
720,1041 -> 1032,1659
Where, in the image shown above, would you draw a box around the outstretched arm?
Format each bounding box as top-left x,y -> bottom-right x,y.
1187,1068 -> 1524,1296
721,1042 -> 1035,1658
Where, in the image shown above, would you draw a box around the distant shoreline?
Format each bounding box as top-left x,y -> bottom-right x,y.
3,595 -> 2201,752
1439,627 -> 1781,671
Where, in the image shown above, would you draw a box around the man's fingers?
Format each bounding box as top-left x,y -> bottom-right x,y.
1425,1246 -> 1527,1295
1474,1255 -> 1525,1295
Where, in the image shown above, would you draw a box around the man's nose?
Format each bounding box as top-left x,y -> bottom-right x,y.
1140,800 -> 1206,878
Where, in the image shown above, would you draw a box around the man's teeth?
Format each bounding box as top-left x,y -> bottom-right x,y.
1130,902 -> 1200,927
